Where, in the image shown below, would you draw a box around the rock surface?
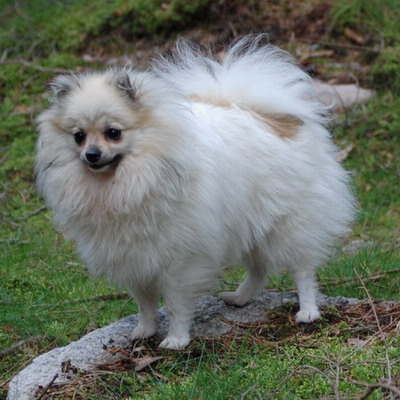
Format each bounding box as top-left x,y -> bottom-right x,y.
342,239 -> 377,254
7,291 -> 358,400
313,80 -> 374,110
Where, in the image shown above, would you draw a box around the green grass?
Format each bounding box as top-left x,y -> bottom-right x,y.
16,321 -> 399,399
1,0 -> 399,398
331,0 -> 400,43
0,228 -> 134,344
139,338 -> 400,400
331,0 -> 400,94
0,0 -> 211,57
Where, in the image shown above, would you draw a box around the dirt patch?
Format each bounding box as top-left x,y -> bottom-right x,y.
230,301 -> 400,343
81,1 -> 335,65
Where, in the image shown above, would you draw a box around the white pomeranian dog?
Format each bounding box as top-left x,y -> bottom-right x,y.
36,36 -> 355,349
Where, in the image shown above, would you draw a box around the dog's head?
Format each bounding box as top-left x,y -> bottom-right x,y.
36,66 -> 193,210
43,70 -> 149,173
47,71 -> 138,173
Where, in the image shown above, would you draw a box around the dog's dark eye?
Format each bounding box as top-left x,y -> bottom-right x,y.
105,128 -> 121,141
74,131 -> 86,145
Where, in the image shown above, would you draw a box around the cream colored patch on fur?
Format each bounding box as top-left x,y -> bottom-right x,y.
189,94 -> 232,109
189,94 -> 301,139
134,108 -> 155,129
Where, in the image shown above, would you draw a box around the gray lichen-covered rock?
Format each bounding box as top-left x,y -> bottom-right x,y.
7,291 -> 358,400
313,80 -> 374,110
342,239 -> 377,254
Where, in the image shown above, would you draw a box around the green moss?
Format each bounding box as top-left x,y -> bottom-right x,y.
331,0 -> 400,42
331,0 -> 400,93
371,46 -> 400,94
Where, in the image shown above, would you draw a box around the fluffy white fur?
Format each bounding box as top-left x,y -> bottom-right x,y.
35,37 -> 355,349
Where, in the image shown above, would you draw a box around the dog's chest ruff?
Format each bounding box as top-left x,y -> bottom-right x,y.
72,200 -> 174,282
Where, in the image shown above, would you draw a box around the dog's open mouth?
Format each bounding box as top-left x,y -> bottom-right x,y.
88,154 -> 123,171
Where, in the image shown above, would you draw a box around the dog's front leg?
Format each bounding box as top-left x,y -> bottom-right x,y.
131,282 -> 160,340
159,286 -> 194,349
159,258 -> 219,349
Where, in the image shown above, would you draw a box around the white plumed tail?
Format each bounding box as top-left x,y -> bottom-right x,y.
152,35 -> 328,124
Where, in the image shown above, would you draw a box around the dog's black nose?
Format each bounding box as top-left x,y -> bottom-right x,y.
85,147 -> 102,163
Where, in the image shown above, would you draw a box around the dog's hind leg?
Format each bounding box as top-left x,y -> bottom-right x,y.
291,268 -> 320,323
220,248 -> 268,307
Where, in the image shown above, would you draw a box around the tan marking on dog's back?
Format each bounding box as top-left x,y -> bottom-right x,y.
248,111 -> 302,139
189,94 -> 301,139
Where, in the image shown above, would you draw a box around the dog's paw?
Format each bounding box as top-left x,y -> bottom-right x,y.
131,322 -> 157,341
220,291 -> 249,307
159,334 -> 190,350
295,308 -> 321,323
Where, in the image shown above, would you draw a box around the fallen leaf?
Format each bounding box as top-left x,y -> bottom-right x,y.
347,338 -> 371,348
335,145 -> 353,162
299,49 -> 334,64
344,27 -> 366,45
134,355 -> 163,372
131,346 -> 146,354
107,346 -> 131,356
14,104 -> 34,114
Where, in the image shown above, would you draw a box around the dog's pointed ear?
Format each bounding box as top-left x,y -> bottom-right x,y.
48,74 -> 78,102
114,71 -> 136,99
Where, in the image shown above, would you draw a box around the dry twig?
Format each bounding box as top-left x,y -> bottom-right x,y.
0,335 -> 44,358
36,373 -> 59,400
60,292 -> 129,305
16,206 -> 47,221
350,379 -> 400,399
354,271 -> 398,400
320,268 -> 400,288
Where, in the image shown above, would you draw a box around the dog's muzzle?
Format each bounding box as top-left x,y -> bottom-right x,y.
84,148 -> 123,171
